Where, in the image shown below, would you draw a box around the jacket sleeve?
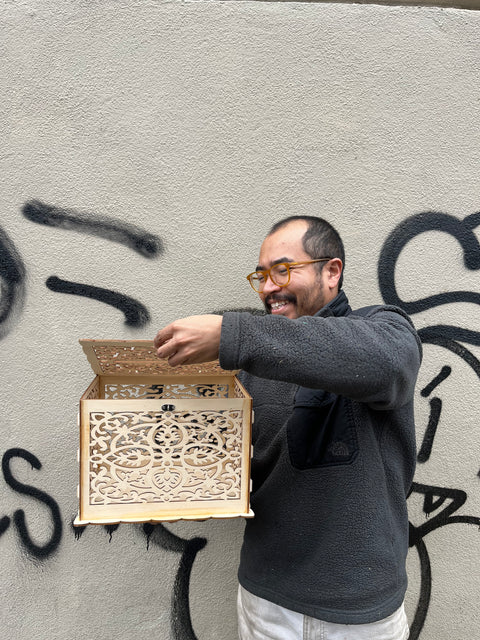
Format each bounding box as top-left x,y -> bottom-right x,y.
219,306 -> 422,410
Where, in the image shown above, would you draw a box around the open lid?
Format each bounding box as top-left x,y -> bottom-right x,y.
79,339 -> 236,376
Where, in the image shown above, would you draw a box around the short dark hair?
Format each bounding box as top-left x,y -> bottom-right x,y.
268,215 -> 345,288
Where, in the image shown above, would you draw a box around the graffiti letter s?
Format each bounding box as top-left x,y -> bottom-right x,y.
2,448 -> 62,559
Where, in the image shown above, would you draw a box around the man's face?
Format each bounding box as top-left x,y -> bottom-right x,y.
257,220 -> 334,319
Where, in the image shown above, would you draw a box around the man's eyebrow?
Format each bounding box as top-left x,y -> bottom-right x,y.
255,257 -> 292,271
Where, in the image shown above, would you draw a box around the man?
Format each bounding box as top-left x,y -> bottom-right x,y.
154,216 -> 421,640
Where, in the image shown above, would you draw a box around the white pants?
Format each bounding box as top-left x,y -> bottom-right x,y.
237,586 -> 409,640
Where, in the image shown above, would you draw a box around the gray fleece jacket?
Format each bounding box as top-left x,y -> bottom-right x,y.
219,291 -> 422,625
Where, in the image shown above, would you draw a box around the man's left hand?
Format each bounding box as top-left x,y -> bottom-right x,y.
153,315 -> 223,367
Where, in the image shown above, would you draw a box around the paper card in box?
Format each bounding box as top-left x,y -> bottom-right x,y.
75,340 -> 253,525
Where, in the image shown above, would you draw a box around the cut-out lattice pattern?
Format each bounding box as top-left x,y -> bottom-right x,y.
85,379 -> 100,400
88,343 -> 227,376
104,383 -> 230,400
89,409 -> 243,505
234,377 -> 247,399
94,345 -> 157,362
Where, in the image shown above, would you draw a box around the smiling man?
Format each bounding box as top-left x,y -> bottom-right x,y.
253,217 -> 342,318
154,216 -> 422,640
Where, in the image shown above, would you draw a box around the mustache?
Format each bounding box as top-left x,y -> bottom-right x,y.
264,293 -> 296,313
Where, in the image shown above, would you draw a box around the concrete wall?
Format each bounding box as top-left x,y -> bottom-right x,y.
1,1 -> 479,638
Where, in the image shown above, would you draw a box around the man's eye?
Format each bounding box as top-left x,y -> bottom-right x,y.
255,273 -> 266,283
273,266 -> 288,276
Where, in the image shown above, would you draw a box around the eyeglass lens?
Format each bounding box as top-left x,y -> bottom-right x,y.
251,264 -> 290,291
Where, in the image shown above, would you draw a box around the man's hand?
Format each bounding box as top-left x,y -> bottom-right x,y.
153,314 -> 223,367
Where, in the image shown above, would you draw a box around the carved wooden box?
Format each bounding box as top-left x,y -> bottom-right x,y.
75,340 -> 253,526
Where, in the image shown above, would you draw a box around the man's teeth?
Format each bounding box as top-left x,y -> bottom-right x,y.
271,301 -> 288,310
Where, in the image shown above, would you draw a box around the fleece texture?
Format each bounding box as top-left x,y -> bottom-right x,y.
219,291 -> 422,624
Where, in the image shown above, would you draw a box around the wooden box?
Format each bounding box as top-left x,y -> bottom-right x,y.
74,340 -> 253,525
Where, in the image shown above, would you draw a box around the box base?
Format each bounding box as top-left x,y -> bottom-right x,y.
73,509 -> 254,526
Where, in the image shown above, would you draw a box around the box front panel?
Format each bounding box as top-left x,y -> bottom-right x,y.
79,398 -> 251,522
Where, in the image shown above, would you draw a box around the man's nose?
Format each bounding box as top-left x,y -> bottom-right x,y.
261,274 -> 282,296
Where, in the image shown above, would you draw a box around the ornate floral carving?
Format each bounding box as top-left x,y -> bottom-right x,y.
104,383 -> 230,400
90,344 -> 227,375
88,409 -> 243,505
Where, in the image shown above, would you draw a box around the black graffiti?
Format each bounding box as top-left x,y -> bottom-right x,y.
416,396 -> 441,463
73,521 -> 207,640
379,211 -> 480,471
104,523 -> 120,542
418,326 -> 480,376
407,480 -> 480,639
408,482 -> 480,638
409,483 -> 480,543
22,200 -> 163,258
1,448 -> 62,559
72,522 -> 121,544
0,225 -> 27,340
46,276 -> 150,327
420,365 -> 452,398
417,325 -> 480,483
0,201 -> 163,338
0,514 -> 11,535
378,211 -> 480,314
379,211 -> 480,640
142,524 -> 207,640
417,366 -> 451,464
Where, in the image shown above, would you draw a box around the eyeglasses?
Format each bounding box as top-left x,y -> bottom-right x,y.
246,259 -> 331,292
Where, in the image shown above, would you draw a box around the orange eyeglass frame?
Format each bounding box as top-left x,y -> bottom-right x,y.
246,258 -> 331,292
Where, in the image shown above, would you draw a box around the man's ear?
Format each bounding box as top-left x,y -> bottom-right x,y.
326,258 -> 343,289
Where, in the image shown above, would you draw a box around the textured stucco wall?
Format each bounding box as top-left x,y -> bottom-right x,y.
1,2 -> 479,639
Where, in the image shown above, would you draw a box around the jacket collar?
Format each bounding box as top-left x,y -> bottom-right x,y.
315,290 -> 351,318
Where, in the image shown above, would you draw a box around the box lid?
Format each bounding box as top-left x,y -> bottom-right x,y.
79,339 -> 235,376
